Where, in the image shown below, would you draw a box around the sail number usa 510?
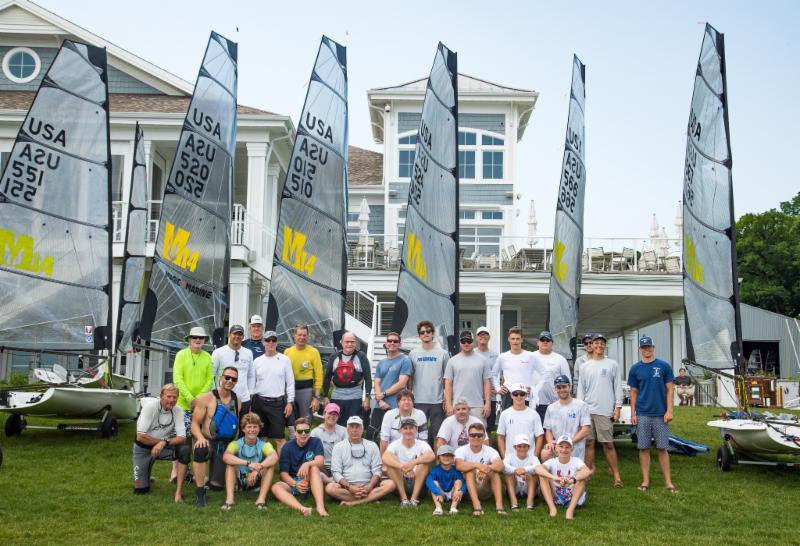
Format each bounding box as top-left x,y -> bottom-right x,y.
290,114 -> 335,199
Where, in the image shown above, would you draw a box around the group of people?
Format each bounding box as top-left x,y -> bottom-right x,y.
133,317 -> 678,518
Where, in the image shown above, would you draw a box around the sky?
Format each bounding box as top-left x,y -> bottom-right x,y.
37,0 -> 800,240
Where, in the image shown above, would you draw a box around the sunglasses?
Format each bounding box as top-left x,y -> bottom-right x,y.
386,339 -> 400,344
296,428 -> 311,435
189,336 -> 205,340
511,391 -> 527,397
539,339 -> 552,342
264,338 -> 278,343
460,339 -> 473,344
418,329 -> 433,335
222,375 -> 238,383
234,351 -> 239,362
468,433 -> 484,438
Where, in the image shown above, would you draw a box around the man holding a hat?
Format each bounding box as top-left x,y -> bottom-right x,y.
383,417 -> 435,507
212,324 -> 255,414
243,315 -> 266,360
444,330 -> 492,422
326,415 -> 397,506
628,336 -> 677,493
532,330 -> 571,424
251,329 -> 294,454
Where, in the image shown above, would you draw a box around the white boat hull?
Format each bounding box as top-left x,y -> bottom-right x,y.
708,418 -> 800,462
0,387 -> 138,420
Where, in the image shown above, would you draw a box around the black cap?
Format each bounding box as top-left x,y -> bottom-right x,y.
459,330 -> 474,341
539,330 -> 553,341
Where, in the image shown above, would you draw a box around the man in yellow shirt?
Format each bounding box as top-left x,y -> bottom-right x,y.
284,323 -> 323,423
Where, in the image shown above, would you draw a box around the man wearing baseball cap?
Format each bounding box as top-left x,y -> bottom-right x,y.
212,324 -> 255,414
496,382 -> 544,460
532,330 -> 571,424
572,332 -> 594,394
576,333 -> 624,487
627,336 -> 677,494
243,315 -> 266,360
251,329 -> 294,455
326,415 -> 397,506
444,330 -> 492,423
542,375 -> 592,462
474,326 -> 500,433
536,435 -> 593,519
310,403 -> 347,484
383,418 -> 435,507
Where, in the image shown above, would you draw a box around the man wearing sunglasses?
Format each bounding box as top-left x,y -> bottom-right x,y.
190,366 -> 241,507
444,330 -> 492,423
251,330 -> 294,455
271,417 -> 328,516
496,383 -> 544,459
326,415 -> 396,506
408,320 -> 449,447
532,331 -> 571,424
372,332 -> 412,429
454,422 -> 506,516
212,324 -> 255,415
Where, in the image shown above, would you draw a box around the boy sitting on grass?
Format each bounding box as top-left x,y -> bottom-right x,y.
221,413 -> 278,511
425,445 -> 466,515
502,434 -> 540,511
536,435 -> 593,519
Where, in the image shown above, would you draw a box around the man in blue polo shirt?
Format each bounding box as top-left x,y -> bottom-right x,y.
627,336 -> 677,494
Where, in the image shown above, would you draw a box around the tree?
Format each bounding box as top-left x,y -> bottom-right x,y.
735,192 -> 800,318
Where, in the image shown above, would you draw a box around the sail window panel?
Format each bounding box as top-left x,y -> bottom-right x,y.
313,40 -> 347,98
399,134 -> 417,145
122,255 -> 146,301
191,76 -> 238,153
684,280 -> 737,368
481,134 -> 504,146
125,208 -> 148,255
689,82 -> 729,164
399,149 -> 415,178
684,142 -> 731,231
46,44 -> 105,104
395,275 -> 455,340
459,150 -> 475,179
428,51 -> 455,105
402,206 -> 456,294
111,154 -> 124,202
458,131 -> 476,146
684,214 -> 734,299
698,37 -> 723,95
300,79 -> 348,158
2,142 -> 107,226
285,134 -> 345,221
482,151 -> 504,179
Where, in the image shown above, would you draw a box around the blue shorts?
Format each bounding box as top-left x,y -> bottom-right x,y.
636,415 -> 670,450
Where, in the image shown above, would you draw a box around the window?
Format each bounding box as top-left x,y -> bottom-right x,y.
398,207 -> 407,219
399,134 -> 417,145
483,151 -> 503,179
481,210 -> 503,220
399,150 -> 415,178
458,150 -> 475,179
482,135 -> 504,146
459,210 -> 476,220
459,226 -> 502,255
458,131 -> 476,146
347,212 -> 359,223
2,47 -> 41,83
111,155 -> 124,202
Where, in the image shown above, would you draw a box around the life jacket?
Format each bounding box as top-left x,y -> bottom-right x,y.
332,351 -> 364,388
211,389 -> 239,441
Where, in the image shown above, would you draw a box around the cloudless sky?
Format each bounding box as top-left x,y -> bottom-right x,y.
39,0 -> 800,239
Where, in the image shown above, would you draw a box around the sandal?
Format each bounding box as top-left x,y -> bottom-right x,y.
510,504 -> 519,512
613,480 -> 624,488
637,484 -> 649,492
666,485 -> 679,494
256,502 -> 267,510
220,502 -> 233,511
496,508 -> 507,516
432,507 -> 443,516
472,508 -> 484,517
449,507 -> 459,515
526,504 -> 535,510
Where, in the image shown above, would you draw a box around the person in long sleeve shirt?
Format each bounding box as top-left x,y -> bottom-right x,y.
322,331 -> 372,425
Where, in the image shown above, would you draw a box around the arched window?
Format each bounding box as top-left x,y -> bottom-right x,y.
3,47 -> 41,83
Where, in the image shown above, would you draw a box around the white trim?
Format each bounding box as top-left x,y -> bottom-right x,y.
2,45 -> 39,83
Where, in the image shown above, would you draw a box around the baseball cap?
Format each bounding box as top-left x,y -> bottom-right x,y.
556,434 -> 573,446
436,445 -> 455,456
324,402 -> 341,414
592,333 -> 607,342
513,434 -> 531,446
639,336 -> 654,347
509,382 -> 528,394
476,326 -> 490,336
582,332 -> 594,342
554,374 -> 571,385
400,417 -> 418,428
263,330 -> 278,340
249,314 -> 263,325
229,324 -> 244,335
346,415 -> 363,426
459,330 -> 474,341
539,330 -> 553,341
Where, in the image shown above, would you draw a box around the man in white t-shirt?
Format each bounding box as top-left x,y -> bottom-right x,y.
491,326 -> 544,410
532,331 -> 571,424
383,418 -> 435,507
212,324 -> 255,414
454,422 -> 506,516
436,399 -> 487,451
536,435 -> 593,519
496,382 -> 544,459
380,389 -> 428,453
502,434 -> 541,511
542,375 -> 592,461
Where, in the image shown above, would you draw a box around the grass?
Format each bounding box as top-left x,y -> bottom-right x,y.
1,407 -> 799,545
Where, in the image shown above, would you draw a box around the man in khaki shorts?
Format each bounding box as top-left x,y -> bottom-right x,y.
575,334 -> 623,487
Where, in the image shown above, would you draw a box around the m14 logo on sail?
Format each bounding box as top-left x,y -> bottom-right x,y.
282,226 -> 316,276
405,231 -> 427,282
408,120 -> 432,206
291,114 -> 334,199
172,110 -> 219,199
163,222 -> 200,273
684,234 -> 704,285
0,227 -> 54,276
1,118 -> 63,203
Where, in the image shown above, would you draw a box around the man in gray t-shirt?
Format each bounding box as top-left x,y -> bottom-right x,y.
408,320 -> 449,447
475,326 -> 500,433
444,330 -> 492,423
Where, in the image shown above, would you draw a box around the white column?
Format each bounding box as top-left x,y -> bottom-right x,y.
265,165 -> 280,258
229,267 -> 252,330
143,140 -> 153,198
111,263 -> 122,373
669,310 -> 686,366
246,142 -> 268,258
148,351 -> 163,395
485,290 -> 503,353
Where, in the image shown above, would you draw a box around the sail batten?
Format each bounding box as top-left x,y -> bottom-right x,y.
138,32 -> 238,350
682,23 -> 743,372
390,43 -> 459,354
546,55 -> 587,363
266,36 -> 349,352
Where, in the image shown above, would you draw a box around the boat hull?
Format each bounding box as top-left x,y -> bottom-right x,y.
708,419 -> 800,463
0,387 -> 138,420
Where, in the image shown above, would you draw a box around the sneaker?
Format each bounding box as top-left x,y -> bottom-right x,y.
449,507 -> 459,515
410,499 -> 420,507
400,499 -> 413,508
195,488 -> 207,508
432,507 -> 443,516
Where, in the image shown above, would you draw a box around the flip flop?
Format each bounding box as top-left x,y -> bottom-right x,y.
637,484 -> 649,492
666,486 -> 679,494
472,508 -> 484,517
220,502 -> 233,511
613,480 -> 624,488
256,502 -> 267,510
496,508 -> 507,516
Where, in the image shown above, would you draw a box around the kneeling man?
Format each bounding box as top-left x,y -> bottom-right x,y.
383,418 -> 435,507
221,413 -> 278,510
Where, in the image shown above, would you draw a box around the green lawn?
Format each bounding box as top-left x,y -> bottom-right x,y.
0,407 -> 798,545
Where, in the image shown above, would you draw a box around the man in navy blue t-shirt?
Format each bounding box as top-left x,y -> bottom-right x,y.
627,336 -> 677,494
270,417 -> 328,516
243,315 -> 266,360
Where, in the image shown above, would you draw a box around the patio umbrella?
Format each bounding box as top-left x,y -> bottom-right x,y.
358,198 -> 370,245
527,200 -> 539,246
649,213 -> 660,250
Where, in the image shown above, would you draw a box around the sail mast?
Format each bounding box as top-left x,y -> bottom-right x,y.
546,55 -> 586,364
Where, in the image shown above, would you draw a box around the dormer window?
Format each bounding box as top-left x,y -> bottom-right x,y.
3,47 -> 41,83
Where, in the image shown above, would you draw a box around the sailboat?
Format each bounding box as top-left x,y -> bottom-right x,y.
390,43 -> 459,355
0,40 -> 137,436
138,31 -> 238,351
546,55 -> 585,366
265,36 -> 348,353
676,24 -> 800,470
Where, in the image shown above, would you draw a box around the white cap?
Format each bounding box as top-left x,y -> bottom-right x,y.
513,434 -> 531,446
346,415 -> 363,427
476,326 -> 490,336
556,434 -> 573,446
509,383 -> 528,394
249,314 -> 263,325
